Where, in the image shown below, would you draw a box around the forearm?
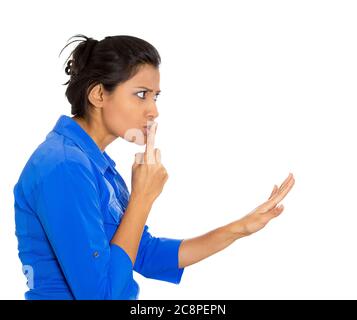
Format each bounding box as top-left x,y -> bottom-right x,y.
178,221 -> 245,268
110,195 -> 152,266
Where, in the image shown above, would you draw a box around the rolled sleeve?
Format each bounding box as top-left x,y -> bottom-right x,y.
36,160 -> 136,299
134,225 -> 185,284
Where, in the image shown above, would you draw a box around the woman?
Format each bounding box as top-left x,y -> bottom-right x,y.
13,34 -> 295,300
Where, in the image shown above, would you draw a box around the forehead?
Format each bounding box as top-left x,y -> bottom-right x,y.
126,64 -> 160,88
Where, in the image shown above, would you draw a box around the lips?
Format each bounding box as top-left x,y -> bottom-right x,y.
142,126 -> 151,136
143,122 -> 155,135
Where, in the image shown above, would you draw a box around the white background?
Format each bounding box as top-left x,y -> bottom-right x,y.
1,0 -> 356,299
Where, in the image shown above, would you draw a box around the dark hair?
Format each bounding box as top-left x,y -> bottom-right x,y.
59,34 -> 161,119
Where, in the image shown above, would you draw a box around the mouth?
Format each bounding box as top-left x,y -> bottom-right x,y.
143,122 -> 155,135
142,126 -> 150,136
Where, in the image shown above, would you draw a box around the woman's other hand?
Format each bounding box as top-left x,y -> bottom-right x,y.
229,173 -> 295,237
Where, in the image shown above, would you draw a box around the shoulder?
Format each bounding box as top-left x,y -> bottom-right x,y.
15,131 -> 97,198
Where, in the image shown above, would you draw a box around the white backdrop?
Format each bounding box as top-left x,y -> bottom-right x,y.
1,0 -> 356,299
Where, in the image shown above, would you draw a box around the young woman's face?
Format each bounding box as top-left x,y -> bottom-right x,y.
102,63 -> 160,145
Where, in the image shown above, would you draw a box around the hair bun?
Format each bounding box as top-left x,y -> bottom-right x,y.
61,35 -> 99,79
65,59 -> 76,76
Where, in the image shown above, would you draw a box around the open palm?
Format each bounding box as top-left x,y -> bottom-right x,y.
230,173 -> 295,237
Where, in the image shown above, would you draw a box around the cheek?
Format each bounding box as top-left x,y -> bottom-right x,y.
103,98 -> 143,138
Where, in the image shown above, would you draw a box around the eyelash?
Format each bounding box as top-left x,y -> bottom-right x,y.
136,91 -> 160,101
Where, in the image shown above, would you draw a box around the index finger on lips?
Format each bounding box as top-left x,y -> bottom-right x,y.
145,122 -> 157,156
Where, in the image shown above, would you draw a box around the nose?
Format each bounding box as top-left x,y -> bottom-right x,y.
147,100 -> 159,120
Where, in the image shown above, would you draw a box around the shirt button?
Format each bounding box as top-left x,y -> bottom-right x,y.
93,251 -> 99,258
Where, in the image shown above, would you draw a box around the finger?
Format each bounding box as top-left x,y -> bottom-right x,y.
261,204 -> 285,224
145,122 -> 157,156
259,177 -> 295,212
155,148 -> 161,164
270,204 -> 284,217
278,173 -> 294,192
268,177 -> 295,208
135,152 -> 144,165
134,153 -> 141,165
267,173 -> 293,204
268,185 -> 278,200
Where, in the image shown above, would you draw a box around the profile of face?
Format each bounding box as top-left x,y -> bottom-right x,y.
88,63 -> 160,146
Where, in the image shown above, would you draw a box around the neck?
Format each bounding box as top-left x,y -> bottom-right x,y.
71,115 -> 116,152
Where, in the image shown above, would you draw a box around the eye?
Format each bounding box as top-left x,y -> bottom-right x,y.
154,92 -> 160,101
136,91 -> 147,99
136,91 -> 161,101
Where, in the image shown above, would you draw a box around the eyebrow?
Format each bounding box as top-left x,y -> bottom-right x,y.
134,86 -> 161,93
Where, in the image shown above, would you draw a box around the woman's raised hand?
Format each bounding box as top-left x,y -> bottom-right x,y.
131,122 -> 169,204
229,173 -> 295,237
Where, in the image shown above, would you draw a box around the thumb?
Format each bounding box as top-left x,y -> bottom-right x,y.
268,185 -> 278,200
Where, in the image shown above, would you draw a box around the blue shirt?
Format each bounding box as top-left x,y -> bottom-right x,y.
13,115 -> 185,300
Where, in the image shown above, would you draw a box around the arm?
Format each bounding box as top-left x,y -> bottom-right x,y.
178,224 -> 238,268
178,174 -> 295,268
121,121 -> 185,283
133,225 -> 185,284
110,194 -> 152,266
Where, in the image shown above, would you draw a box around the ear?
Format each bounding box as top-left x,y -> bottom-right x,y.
87,83 -> 104,109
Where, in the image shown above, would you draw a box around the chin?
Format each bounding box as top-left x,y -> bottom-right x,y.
123,128 -> 146,145
133,138 -> 146,146
131,133 -> 147,146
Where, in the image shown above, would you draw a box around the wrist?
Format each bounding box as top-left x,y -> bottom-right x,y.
129,192 -> 153,211
224,219 -> 249,241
